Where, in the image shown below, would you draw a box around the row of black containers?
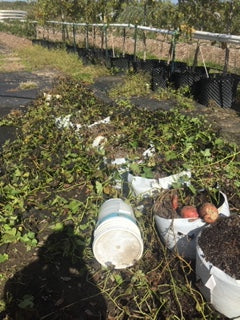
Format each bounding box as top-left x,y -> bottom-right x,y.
33,39 -> 240,110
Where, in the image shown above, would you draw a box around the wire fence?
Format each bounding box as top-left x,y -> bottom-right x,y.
32,20 -> 240,73
30,20 -> 240,110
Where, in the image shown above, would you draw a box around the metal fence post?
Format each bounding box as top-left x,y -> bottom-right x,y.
122,27 -> 126,57
85,23 -> 89,49
134,24 -> 137,62
104,24 -> 108,59
73,23 -> 77,52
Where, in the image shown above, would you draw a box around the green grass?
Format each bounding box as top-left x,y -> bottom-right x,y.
19,81 -> 38,90
109,72 -> 151,99
17,45 -> 109,83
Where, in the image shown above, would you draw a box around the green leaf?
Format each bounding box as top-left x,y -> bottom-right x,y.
1,227 -> 21,244
14,168 -> 22,177
67,199 -> 82,214
188,183 -> 197,195
0,254 -> 8,263
201,149 -> 211,157
21,232 -> 38,248
18,294 -> 34,309
51,195 -> 68,206
214,138 -> 224,146
51,222 -> 64,231
96,181 -> 103,195
165,150 -> 177,161
113,273 -> 123,285
130,163 -> 141,175
143,166 -> 154,179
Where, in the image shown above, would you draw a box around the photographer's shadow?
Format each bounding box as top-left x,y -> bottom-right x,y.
1,225 -> 106,320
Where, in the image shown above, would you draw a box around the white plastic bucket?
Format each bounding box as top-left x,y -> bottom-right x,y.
154,191 -> 230,259
196,234 -> 240,319
92,198 -> 144,269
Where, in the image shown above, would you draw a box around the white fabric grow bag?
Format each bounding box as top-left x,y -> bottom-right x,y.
196,239 -> 240,319
154,191 -> 230,259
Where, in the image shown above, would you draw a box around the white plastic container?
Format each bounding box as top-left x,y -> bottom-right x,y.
196,233 -> 240,319
154,191 -> 230,259
92,198 -> 144,269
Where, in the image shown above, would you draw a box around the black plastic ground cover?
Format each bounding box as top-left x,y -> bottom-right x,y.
0,71 -> 54,150
32,39 -> 65,50
110,57 -> 130,73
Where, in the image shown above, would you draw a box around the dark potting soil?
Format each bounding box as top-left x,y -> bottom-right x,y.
198,214 -> 240,279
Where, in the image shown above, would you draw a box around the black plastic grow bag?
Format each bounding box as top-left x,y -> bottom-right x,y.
132,59 -> 166,73
77,48 -> 95,64
110,57 -> 130,73
170,70 -> 208,89
192,73 -> 240,108
151,66 -> 169,91
169,61 -> 188,74
66,44 -> 77,53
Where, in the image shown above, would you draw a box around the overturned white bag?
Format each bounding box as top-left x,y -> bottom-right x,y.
196,239 -> 240,319
154,191 -> 230,259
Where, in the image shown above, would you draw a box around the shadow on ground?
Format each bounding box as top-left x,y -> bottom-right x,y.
1,225 -> 106,320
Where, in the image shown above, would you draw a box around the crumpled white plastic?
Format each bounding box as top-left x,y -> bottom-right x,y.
128,170 -> 191,196
55,115 -> 110,131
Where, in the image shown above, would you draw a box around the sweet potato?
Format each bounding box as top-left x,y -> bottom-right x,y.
199,202 -> 219,224
172,194 -> 179,210
180,205 -> 199,219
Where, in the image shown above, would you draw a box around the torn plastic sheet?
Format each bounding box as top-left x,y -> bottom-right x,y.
142,144 -> 155,158
92,135 -> 107,148
55,115 -> 110,131
128,170 -> 191,196
196,243 -> 240,319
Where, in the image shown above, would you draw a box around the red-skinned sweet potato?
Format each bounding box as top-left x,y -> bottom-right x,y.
180,205 -> 199,219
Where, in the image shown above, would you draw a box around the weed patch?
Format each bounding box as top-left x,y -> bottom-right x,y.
17,45 -> 109,82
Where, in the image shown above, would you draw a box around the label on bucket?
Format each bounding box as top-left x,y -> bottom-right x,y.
97,212 -> 136,226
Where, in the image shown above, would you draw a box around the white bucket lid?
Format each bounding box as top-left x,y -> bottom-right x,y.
93,218 -> 144,269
